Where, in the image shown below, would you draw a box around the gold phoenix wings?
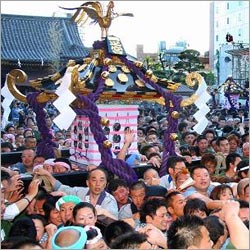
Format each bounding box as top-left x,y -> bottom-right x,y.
59,1 -> 134,39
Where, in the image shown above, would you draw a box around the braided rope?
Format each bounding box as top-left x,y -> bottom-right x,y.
74,91 -> 138,185
27,93 -> 56,158
119,57 -> 182,177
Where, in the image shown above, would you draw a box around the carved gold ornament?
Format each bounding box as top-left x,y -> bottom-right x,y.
121,65 -> 131,73
117,73 -> 128,83
134,61 -> 143,68
103,140 -> 112,148
104,58 -> 112,65
105,78 -> 114,87
170,133 -> 178,141
135,79 -> 145,87
108,65 -> 117,73
145,70 -> 153,78
171,111 -> 179,119
185,72 -> 202,87
101,71 -> 110,79
101,117 -> 110,126
180,72 -> 203,107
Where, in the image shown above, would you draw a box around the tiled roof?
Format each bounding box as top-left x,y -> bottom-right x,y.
177,84 -> 194,95
1,14 -> 90,63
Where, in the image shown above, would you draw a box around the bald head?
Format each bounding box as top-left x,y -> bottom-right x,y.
55,229 -> 80,247
237,178 -> 249,199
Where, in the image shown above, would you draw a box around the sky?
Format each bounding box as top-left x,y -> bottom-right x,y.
1,1 -> 211,57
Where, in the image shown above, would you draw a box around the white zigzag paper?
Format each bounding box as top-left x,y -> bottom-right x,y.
1,78 -> 15,128
192,78 -> 211,134
52,71 -> 77,130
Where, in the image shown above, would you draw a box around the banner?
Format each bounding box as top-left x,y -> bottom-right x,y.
69,105 -> 139,166
224,94 -> 239,110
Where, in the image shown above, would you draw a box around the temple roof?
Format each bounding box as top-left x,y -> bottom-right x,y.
1,14 -> 90,63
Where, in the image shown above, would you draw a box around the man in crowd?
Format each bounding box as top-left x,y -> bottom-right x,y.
118,181 -> 146,223
10,148 -> 36,174
107,179 -> 131,210
139,198 -> 172,234
167,215 -> 213,249
160,156 -> 187,190
165,191 -> 186,221
34,167 -> 118,219
215,136 -> 230,174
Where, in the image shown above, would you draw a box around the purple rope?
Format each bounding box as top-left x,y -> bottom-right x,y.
27,93 -> 56,158
73,92 -> 138,185
119,57 -> 182,177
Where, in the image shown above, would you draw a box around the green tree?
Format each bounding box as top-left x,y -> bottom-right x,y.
173,49 -> 205,73
199,71 -> 216,86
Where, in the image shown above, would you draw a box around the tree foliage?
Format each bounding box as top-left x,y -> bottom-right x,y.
173,49 -> 204,73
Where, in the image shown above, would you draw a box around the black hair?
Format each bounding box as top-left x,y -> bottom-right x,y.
1,170 -> 11,182
225,152 -> 241,171
190,165 -> 209,178
236,160 -> 249,178
72,201 -> 97,219
184,198 -> 209,216
2,236 -> 41,249
104,220 -> 134,246
1,142 -> 14,151
29,213 -> 48,227
216,136 -> 228,146
166,156 -> 185,174
237,199 -> 249,209
209,184 -> 233,200
165,191 -> 182,208
196,135 -> 208,143
107,179 -> 129,194
203,215 -> 224,246
140,198 -> 167,223
43,195 -> 62,221
109,231 -> 147,249
178,122 -> 188,132
8,217 -> 37,240
167,215 -> 205,249
86,228 -> 99,240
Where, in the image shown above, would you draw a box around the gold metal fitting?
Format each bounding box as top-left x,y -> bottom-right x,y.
171,111 -> 179,119
101,71 -> 110,79
134,61 -> 143,68
170,133 -> 178,141
169,100 -> 174,107
150,75 -> 158,83
103,140 -> 112,149
145,70 -> 153,78
185,72 -> 203,87
104,58 -> 112,65
101,118 -> 110,126
67,60 -> 76,67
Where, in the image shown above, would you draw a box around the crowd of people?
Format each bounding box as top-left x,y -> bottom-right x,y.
1,99 -> 249,249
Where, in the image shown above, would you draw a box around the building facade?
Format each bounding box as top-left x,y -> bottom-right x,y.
209,1 -> 249,87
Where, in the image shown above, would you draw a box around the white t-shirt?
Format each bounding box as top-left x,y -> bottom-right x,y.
3,202 -> 20,221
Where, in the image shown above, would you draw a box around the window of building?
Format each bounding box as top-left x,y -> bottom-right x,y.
238,1 -> 242,6
216,35 -> 219,42
227,2 -> 230,9
227,17 -> 230,24
216,21 -> 219,28
238,28 -> 242,37
216,6 -> 219,14
238,13 -> 242,22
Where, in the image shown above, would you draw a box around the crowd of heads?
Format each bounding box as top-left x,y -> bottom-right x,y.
1,100 -> 249,249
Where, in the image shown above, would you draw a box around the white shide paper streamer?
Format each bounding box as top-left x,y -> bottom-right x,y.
53,68 -> 77,130
192,78 -> 211,134
1,77 -> 15,128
